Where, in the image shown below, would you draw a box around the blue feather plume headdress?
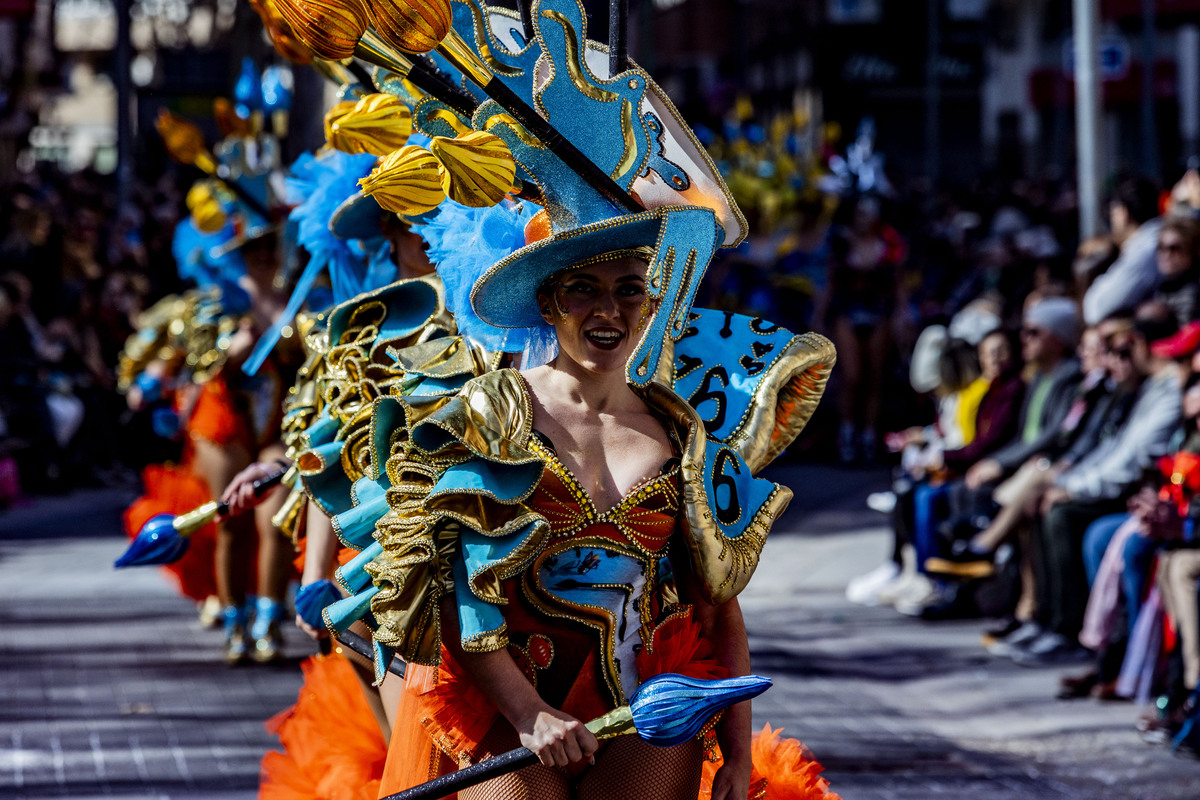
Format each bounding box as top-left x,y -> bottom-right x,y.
412,199 -> 558,366
242,149 -> 391,375
171,218 -> 251,315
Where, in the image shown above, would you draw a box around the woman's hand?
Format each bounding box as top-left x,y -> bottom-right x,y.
709,752 -> 753,800
220,461 -> 279,517
224,319 -> 256,365
294,610 -> 328,641
513,705 -> 599,768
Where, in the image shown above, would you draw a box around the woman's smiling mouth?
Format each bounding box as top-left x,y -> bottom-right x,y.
584,328 -> 624,350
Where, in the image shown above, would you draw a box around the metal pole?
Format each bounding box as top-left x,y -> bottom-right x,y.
1141,0 -> 1158,176
925,0 -> 940,184
114,0 -> 133,213
1180,25 -> 1200,160
1073,0 -> 1102,239
609,0 -> 629,75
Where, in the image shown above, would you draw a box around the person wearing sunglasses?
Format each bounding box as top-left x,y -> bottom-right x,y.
1011,308 -> 1183,665
1151,217 -> 1200,328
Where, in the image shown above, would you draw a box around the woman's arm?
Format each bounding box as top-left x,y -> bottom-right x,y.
295,502 -> 338,640
437,596 -> 599,767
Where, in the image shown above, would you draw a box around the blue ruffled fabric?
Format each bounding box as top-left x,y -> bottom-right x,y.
414,200 -> 557,364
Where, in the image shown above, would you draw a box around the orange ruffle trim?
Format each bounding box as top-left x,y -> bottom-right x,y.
187,376 -> 251,448
123,462 -> 218,602
261,653 -> 388,800
701,725 -> 841,800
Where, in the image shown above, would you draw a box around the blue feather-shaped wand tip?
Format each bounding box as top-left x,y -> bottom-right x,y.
113,513 -> 193,568
630,673 -> 773,747
114,467 -> 289,569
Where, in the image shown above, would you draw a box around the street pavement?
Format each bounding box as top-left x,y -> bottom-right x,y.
1,466 -> 1197,799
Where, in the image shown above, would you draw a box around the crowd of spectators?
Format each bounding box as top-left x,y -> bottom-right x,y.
831,171 -> 1200,757
0,166 -> 186,505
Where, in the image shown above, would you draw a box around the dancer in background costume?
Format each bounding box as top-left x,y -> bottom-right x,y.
120,69 -> 305,663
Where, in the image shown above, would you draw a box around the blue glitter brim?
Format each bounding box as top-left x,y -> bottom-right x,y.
329,190 -> 385,241
470,210 -> 665,330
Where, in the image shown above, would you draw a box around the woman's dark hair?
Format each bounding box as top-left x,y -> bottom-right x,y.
982,326 -> 1021,368
938,337 -> 981,393
1109,175 -> 1160,226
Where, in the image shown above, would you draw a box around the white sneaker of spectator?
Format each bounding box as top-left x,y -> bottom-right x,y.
845,562 -> 901,605
866,491 -> 897,514
895,579 -> 956,617
876,571 -> 929,608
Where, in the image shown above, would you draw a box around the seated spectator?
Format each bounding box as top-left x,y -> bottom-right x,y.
1056,375 -> 1200,701
929,322 -> 1135,581
1082,175 -> 1163,325
1151,217 -> 1200,327
848,328 -> 1023,611
1155,539 -> 1200,748
963,297 -> 1083,492
1011,309 -> 1183,665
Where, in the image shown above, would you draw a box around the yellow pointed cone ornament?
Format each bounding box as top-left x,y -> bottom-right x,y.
272,0 -> 371,61
359,144 -> 446,215
365,0 -> 451,54
329,94 -> 413,156
429,131 -> 516,208
323,100 -> 358,145
156,110 -> 216,174
186,182 -> 229,234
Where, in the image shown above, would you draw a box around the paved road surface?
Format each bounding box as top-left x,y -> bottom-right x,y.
1,467 -> 1196,799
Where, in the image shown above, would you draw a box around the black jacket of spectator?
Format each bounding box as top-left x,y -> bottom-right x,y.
990,358 -> 1083,473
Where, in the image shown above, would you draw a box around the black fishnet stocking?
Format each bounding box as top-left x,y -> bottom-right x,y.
459,723 -> 571,800
578,733 -> 703,800
459,721 -> 704,800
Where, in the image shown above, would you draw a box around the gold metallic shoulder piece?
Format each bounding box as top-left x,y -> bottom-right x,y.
404,368 -> 535,464
640,380 -> 791,605
733,331 -> 836,473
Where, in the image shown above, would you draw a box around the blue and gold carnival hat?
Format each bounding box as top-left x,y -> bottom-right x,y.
447,0 -> 747,384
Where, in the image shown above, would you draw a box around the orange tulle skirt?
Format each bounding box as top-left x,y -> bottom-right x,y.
261,653 -> 388,800
123,461 -> 218,602
187,376 -> 252,448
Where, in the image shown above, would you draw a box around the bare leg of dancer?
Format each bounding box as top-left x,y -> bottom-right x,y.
249,441 -> 293,661
193,436 -> 254,662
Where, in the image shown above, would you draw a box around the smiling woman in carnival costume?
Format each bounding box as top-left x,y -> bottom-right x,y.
232,1 -> 842,798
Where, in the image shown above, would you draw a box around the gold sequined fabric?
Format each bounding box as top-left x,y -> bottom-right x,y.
364,368 -> 793,662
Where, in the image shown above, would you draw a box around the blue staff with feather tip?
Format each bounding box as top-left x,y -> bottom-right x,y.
114,465 -> 291,568
380,673 -> 771,800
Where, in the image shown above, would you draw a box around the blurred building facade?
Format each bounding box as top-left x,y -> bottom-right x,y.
637,0 -> 1200,183
8,0 -> 1200,186
7,0 -> 328,184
